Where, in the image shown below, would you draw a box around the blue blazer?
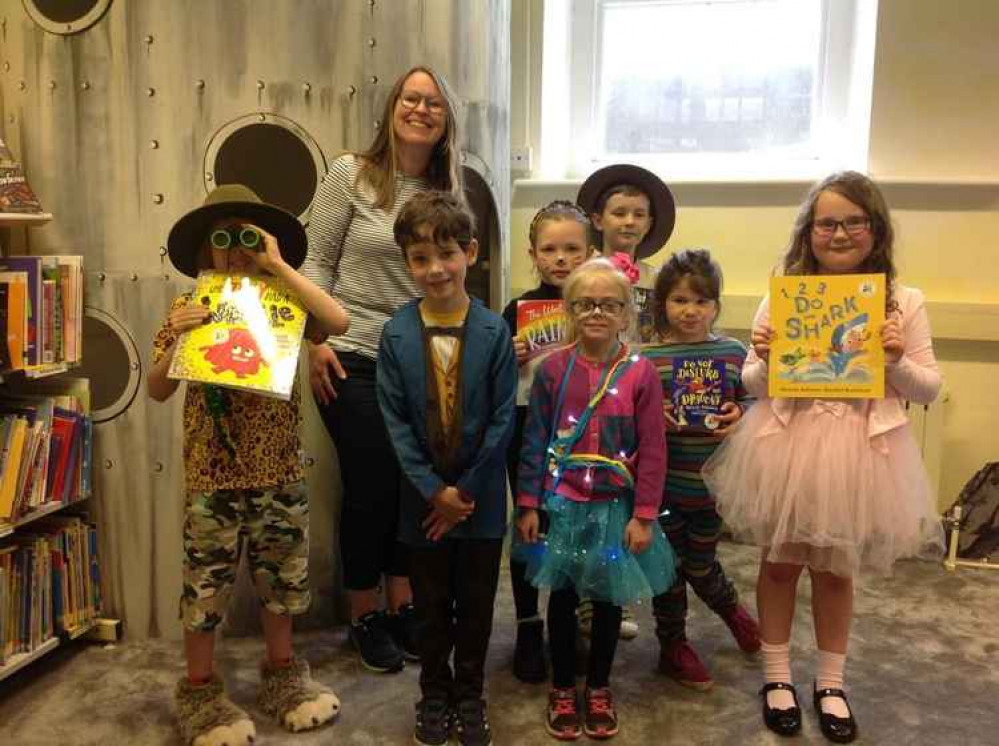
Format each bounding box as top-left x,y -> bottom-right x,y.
376,298 -> 517,547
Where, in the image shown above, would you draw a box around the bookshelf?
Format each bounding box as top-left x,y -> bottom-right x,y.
0,250 -> 105,683
0,213 -> 54,227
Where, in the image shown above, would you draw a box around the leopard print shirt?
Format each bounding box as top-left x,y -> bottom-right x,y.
152,294 -> 303,492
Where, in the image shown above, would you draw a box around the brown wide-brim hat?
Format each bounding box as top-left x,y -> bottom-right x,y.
577,164 -> 676,261
166,183 -> 307,278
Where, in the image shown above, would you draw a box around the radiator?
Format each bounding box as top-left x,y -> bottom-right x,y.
905,390 -> 950,514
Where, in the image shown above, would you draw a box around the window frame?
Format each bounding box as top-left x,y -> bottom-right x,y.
540,0 -> 878,181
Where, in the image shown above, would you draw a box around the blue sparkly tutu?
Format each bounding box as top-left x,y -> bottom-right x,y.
513,491 -> 676,607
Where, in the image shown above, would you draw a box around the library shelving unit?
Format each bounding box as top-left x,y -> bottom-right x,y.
0,226 -> 108,682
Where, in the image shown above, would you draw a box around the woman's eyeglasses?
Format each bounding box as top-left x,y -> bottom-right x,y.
399,91 -> 446,116
812,216 -> 870,237
570,298 -> 626,316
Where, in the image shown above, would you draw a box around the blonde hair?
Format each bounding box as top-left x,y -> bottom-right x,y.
356,66 -> 464,209
562,257 -> 634,342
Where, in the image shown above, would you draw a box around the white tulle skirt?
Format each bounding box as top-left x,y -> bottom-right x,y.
702,398 -> 944,577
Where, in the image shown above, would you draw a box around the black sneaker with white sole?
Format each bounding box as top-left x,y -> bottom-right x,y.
386,603 -> 422,661
350,611 -> 405,673
414,697 -> 451,746
454,698 -> 492,746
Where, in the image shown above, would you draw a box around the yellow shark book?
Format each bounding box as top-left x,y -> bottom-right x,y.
768,273 -> 885,399
168,271 -> 307,400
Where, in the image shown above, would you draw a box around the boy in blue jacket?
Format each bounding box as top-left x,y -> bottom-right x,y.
376,191 -> 516,746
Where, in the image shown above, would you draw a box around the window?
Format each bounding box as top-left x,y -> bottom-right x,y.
540,0 -> 878,179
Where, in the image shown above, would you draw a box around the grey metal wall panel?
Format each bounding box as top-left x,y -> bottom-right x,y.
0,0 -> 510,639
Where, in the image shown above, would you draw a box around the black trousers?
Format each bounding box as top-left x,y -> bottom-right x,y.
316,351 -> 407,591
408,539 -> 503,702
548,587 -> 622,690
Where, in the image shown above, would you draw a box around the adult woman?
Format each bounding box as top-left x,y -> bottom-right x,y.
301,66 -> 464,673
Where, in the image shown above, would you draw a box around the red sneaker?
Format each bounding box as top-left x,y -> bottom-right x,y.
658,640 -> 714,691
721,604 -> 762,654
583,687 -> 619,739
546,687 -> 581,741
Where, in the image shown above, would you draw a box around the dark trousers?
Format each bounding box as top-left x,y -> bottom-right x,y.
548,587 -> 622,690
316,352 -> 407,591
653,501 -> 738,644
506,405 -> 548,620
409,539 -> 503,702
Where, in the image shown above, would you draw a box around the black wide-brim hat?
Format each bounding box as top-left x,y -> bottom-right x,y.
167,183 -> 307,278
577,164 -> 676,261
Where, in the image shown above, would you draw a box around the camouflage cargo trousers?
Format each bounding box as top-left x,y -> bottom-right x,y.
180,483 -> 310,632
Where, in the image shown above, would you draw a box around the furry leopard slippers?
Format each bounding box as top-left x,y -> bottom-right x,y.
174,674 -> 257,746
258,656 -> 340,732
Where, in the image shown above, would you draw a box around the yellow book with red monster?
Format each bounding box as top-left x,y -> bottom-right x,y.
167,271 -> 307,400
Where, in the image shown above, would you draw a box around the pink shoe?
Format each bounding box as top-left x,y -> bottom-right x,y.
658,640 -> 713,691
721,605 -> 761,654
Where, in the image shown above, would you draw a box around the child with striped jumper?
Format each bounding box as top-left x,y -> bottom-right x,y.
643,249 -> 761,691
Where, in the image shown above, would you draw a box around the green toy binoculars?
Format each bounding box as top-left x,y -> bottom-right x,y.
209,226 -> 262,251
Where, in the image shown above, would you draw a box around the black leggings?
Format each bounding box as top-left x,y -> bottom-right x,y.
548,588 -> 622,690
316,352 -> 407,591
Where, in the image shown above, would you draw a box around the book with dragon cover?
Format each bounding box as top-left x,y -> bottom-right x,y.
168,271 -> 307,400
768,273 -> 886,398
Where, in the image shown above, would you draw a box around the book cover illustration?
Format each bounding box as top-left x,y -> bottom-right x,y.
168,271 -> 307,400
671,356 -> 727,432
516,299 -> 567,406
768,273 -> 886,399
0,136 -> 44,214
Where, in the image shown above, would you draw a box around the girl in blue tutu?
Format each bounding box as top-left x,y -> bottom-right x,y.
516,257 -> 676,740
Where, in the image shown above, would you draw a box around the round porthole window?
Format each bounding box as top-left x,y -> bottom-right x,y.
77,307 -> 141,423
22,0 -> 112,35
204,113 -> 327,223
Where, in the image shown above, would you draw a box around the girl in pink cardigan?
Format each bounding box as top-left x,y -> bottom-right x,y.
703,172 -> 943,744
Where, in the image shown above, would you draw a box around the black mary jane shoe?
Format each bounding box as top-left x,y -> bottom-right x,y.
813,685 -> 858,744
760,682 -> 802,737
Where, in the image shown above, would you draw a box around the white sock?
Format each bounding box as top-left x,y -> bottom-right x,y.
761,640 -> 796,710
815,650 -> 850,718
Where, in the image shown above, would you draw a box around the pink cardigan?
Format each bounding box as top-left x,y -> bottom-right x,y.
744,284 -> 942,442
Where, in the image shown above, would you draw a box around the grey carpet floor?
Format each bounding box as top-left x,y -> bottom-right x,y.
1,542 -> 996,745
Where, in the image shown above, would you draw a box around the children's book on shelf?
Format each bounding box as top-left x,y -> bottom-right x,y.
768,273 -> 886,399
168,271 -> 308,400
516,299 -> 567,405
670,356 -> 727,432
0,136 -> 45,215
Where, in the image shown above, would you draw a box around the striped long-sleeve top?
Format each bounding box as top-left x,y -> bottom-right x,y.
516,344 -> 667,520
300,154 -> 427,360
643,336 -> 751,508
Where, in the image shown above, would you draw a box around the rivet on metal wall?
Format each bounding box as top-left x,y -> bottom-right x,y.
257,113 -> 266,123
130,273 -> 138,281
374,120 -> 382,130
147,87 -> 156,97
2,62 -> 9,72
152,193 -> 164,204
302,82 -> 311,95
367,38 -> 376,48
150,139 -> 159,149
256,80 -> 266,90
347,85 -> 357,97
104,459 -> 113,469
369,75 -> 378,84
154,462 -> 164,472
305,457 -> 315,467
98,272 -> 106,282
158,246 -> 167,257
131,361 -> 139,370
205,172 -> 214,182
48,80 -> 57,90
144,34 -> 154,45
81,81 -> 91,91
195,79 -> 205,90
18,81 -> 25,91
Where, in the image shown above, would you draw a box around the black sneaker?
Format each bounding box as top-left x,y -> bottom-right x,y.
513,618 -> 548,683
386,603 -> 421,661
349,611 -> 404,673
454,698 -> 492,746
414,697 -> 451,746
